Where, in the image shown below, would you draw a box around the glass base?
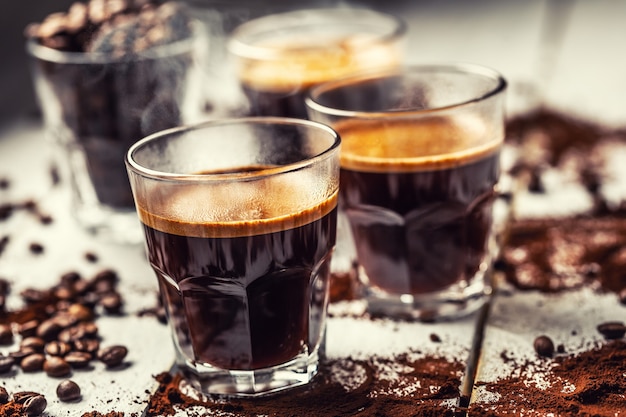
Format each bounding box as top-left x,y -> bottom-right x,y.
176,350 -> 320,398
73,201 -> 143,245
362,264 -> 493,321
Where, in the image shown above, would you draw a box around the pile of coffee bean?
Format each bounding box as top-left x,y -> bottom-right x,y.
24,0 -> 193,56
0,269 -> 129,394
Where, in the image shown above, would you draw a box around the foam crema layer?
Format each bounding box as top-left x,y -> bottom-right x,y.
237,36 -> 402,92
136,173 -> 338,238
336,116 -> 502,173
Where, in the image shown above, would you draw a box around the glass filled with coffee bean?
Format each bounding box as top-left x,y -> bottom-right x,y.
227,8 -> 406,119
306,64 -> 507,320
25,0 -> 206,244
125,118 -> 340,396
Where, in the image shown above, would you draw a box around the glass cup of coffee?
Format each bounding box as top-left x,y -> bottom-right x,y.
125,118 -> 340,396
227,8 -> 406,119
306,64 -> 507,320
26,2 -> 205,244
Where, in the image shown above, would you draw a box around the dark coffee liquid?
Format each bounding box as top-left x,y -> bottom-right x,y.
337,118 -> 501,295
138,185 -> 337,370
242,85 -> 309,119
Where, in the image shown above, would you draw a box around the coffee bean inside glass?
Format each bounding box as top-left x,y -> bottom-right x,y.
306,65 -> 507,320
228,8 -> 406,119
126,118 -> 340,396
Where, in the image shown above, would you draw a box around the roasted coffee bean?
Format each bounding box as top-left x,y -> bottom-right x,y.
597,321 -> 626,340
533,335 -> 555,358
56,379 -> 81,402
98,345 -> 128,367
0,386 -> 8,403
64,351 -> 92,368
73,338 -> 100,354
21,353 -> 45,372
45,341 -> 72,357
0,324 -> 13,345
60,271 -> 81,286
429,333 -> 442,343
29,242 -> 44,254
20,337 -> 45,352
67,303 -> 94,322
37,318 -> 63,341
54,285 -> 75,300
73,279 -> 91,295
52,312 -> 78,328
9,346 -> 36,361
84,252 -> 98,263
81,321 -> 98,336
93,269 -> 118,285
0,355 -> 15,373
44,356 -> 71,377
20,288 -> 47,304
18,320 -> 40,338
13,391 -> 40,404
23,394 -> 47,416
100,292 -> 123,314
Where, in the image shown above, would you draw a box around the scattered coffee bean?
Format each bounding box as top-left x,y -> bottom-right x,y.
429,333 -> 442,343
98,345 -> 128,367
20,337 -> 46,352
21,353 -> 45,372
597,321 -> 626,340
73,338 -> 100,354
29,242 -> 44,254
44,356 -> 72,377
56,379 -> 81,402
533,335 -> 555,358
556,344 -> 566,354
18,320 -> 40,338
13,391 -> 41,404
0,386 -> 8,403
85,252 -> 98,263
60,271 -> 81,286
37,318 -> 63,341
0,356 -> 15,373
9,347 -> 36,361
23,394 -> 47,416
64,351 -> 92,368
45,340 -> 72,357
100,292 -> 123,314
0,324 -> 13,345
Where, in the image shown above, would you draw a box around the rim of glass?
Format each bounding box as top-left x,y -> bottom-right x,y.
126,117 -> 341,181
305,63 -> 508,118
227,8 -> 406,61
25,21 -> 199,65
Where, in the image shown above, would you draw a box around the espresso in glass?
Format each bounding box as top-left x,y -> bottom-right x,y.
139,184 -> 337,371
338,118 -> 500,296
228,8 -> 405,118
126,118 -> 340,396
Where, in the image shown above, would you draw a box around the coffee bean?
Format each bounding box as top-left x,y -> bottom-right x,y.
20,337 -> 46,352
64,351 -> 92,368
597,321 -> 626,340
0,356 -> 15,373
429,333 -> 442,343
533,335 -> 555,358
56,379 -> 81,402
44,356 -> 71,377
0,386 -> 8,403
0,324 -> 13,345
67,303 -> 94,322
85,252 -> 98,263
58,325 -> 86,343
23,394 -> 47,416
18,320 -> 40,338
13,391 -> 40,404
37,318 -> 63,341
98,345 -> 128,367
29,242 -> 44,255
60,271 -> 81,286
9,347 -> 36,361
21,353 -> 45,372
73,338 -> 100,354
20,288 -> 47,304
100,292 -> 123,314
52,312 -> 78,329
45,341 -> 72,357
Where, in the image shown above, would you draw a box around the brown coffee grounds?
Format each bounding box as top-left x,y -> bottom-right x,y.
81,412 -> 126,417
146,352 -> 466,417
0,401 -> 24,417
471,339 -> 626,416
497,214 -> 626,295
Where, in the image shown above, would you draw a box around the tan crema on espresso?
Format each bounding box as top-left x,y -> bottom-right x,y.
238,35 -> 402,92
336,116 -> 502,173
136,174 -> 338,238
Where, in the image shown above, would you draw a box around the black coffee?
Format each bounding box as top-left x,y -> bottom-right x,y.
337,117 -> 501,295
138,183 -> 337,370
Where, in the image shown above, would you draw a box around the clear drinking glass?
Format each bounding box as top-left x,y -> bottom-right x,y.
27,27 -> 204,244
125,117 -> 340,396
306,64 -> 507,320
227,7 -> 406,119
